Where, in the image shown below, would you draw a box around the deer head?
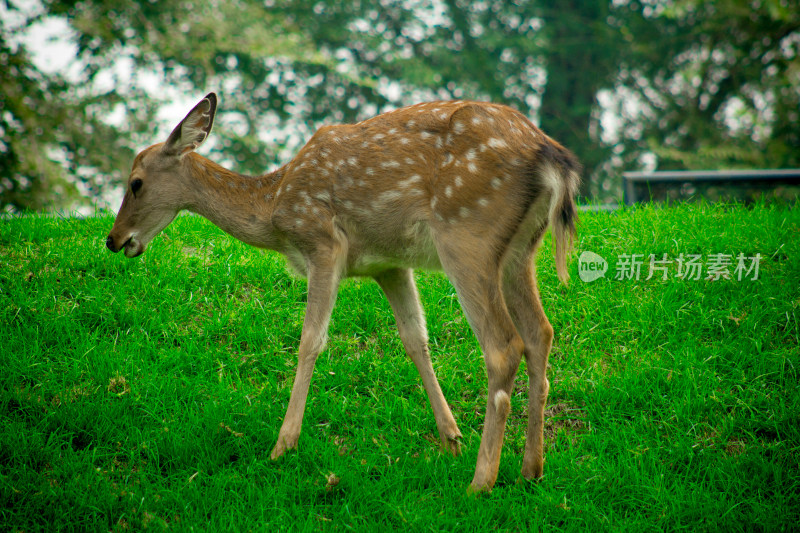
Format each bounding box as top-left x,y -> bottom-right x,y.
105,93 -> 218,257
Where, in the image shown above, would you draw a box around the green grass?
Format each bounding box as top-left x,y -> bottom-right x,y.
1,202 -> 798,531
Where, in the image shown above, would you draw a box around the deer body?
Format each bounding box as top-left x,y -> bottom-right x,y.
107,93 -> 579,492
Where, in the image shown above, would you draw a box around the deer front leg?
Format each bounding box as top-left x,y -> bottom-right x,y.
374,268 -> 462,455
270,255 -> 343,460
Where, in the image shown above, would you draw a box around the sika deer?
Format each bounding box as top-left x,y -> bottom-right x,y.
106,93 -> 580,491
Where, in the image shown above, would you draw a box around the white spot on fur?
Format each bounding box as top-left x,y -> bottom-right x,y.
445,186 -> 453,198
453,121 -> 465,134
487,137 -> 508,149
378,190 -> 404,203
491,177 -> 502,189
478,197 -> 489,207
399,174 -> 422,188
494,390 -> 510,412
467,162 -> 478,173
465,149 -> 476,160
459,207 -> 470,218
454,176 -> 463,187
381,160 -> 401,168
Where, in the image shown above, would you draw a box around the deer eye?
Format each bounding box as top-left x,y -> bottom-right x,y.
130,179 -> 143,196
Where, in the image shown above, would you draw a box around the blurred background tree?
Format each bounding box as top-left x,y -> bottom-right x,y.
1,0 -> 798,212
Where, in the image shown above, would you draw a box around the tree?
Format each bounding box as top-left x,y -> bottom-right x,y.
2,0 -> 798,211
0,2 -> 161,212
606,0 -> 800,179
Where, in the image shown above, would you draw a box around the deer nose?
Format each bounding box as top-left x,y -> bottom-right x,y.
106,235 -> 118,252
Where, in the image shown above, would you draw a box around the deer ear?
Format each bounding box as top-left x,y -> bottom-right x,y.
163,93 -> 217,156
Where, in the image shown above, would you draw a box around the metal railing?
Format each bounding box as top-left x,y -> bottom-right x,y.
623,169 -> 800,205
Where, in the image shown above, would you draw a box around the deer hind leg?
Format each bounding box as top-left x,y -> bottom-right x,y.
435,240 -> 524,492
374,268 -> 462,455
270,238 -> 347,460
502,241 -> 554,480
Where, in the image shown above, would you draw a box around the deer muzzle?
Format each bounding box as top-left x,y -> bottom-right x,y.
106,233 -> 144,258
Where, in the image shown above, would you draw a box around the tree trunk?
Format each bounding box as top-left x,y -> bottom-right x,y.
538,2 -> 613,200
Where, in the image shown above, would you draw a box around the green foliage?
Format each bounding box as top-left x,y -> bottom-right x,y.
0,204 -> 798,530
1,0 -> 798,210
0,2 -> 168,212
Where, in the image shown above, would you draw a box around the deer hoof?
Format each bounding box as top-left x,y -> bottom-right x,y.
270,437 -> 297,460
442,433 -> 462,456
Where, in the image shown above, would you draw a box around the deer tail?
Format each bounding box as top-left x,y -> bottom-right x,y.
538,139 -> 581,285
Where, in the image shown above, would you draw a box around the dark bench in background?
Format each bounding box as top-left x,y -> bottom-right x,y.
623,169 -> 800,205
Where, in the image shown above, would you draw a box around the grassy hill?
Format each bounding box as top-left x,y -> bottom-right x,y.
1,203 -> 798,531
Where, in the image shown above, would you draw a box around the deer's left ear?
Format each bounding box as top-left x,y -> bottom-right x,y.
163,93 -> 218,156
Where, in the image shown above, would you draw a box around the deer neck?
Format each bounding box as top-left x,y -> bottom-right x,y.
183,153 -> 282,250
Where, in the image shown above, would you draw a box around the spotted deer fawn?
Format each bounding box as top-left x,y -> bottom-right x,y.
106,93 -> 580,492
